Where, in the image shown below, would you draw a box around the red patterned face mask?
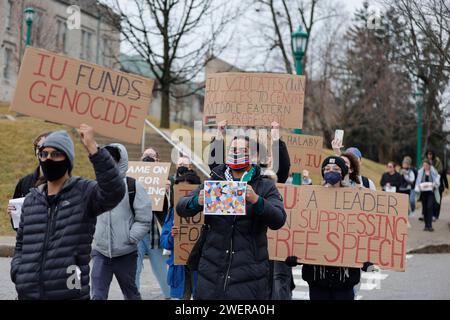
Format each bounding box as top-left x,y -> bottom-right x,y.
226,150 -> 250,170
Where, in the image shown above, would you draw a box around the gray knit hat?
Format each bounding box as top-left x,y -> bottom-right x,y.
40,130 -> 75,170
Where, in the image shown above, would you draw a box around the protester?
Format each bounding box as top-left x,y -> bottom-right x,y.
380,161 -> 402,192
331,140 -> 376,190
10,125 -> 125,300
176,136 -> 286,299
7,131 -> 52,231
399,156 -> 416,216
208,121 -> 290,183
340,152 -> 361,187
208,121 -> 293,300
415,159 -> 441,232
91,144 -> 152,300
425,150 -> 443,173
135,148 -> 171,299
285,156 -> 372,300
160,168 -> 201,299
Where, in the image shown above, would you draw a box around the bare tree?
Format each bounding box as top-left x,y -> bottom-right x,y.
387,0 -> 450,155
252,0 -> 340,75
106,0 -> 237,128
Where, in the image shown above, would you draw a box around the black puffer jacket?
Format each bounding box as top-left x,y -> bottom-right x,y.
11,148 -> 125,300
176,164 -> 286,300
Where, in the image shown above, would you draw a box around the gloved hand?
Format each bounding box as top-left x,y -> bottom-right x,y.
362,261 -> 374,272
285,256 -> 300,267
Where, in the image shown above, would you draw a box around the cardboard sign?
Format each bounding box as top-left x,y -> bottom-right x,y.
10,47 -> 154,144
281,133 -> 324,174
268,185 -> 409,271
173,184 -> 203,265
204,181 -> 247,215
203,72 -> 305,129
127,162 -> 171,211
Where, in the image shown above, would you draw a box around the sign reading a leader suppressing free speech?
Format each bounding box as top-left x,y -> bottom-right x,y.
268,185 -> 409,271
10,47 -> 154,144
203,72 -> 305,129
127,162 -> 171,212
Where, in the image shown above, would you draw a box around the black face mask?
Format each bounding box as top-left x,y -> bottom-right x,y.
176,166 -> 189,177
142,156 -> 156,162
40,159 -> 69,182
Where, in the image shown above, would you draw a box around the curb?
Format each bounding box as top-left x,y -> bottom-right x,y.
407,243 -> 450,254
0,245 -> 14,258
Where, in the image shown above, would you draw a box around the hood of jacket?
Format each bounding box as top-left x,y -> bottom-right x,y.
106,143 -> 128,178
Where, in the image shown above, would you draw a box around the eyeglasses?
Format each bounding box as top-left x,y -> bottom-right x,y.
38,150 -> 65,161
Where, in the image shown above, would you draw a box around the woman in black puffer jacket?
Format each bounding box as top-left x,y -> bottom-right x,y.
176,137 -> 286,300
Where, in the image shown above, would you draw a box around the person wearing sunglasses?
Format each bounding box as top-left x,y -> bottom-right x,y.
10,124 -> 125,300
7,131 -> 52,231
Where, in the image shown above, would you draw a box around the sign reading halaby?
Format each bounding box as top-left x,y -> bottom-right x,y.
127,162 -> 171,212
203,72 -> 305,129
173,184 -> 203,265
268,185 -> 409,271
10,47 -> 154,144
281,133 -> 324,174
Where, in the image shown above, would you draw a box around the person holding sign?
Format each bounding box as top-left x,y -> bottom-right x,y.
176,136 -> 286,300
415,159 -> 441,232
7,131 -> 52,231
160,168 -> 201,299
285,156 -> 372,300
135,148 -> 171,299
10,125 -> 125,300
91,144 -> 152,300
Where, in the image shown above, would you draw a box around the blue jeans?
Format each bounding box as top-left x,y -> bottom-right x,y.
136,234 -> 170,298
410,190 -> 416,213
91,250 -> 141,300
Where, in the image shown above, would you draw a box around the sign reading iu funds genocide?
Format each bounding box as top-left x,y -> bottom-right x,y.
10,47 -> 154,144
268,185 -> 409,271
203,72 -> 305,129
173,184 -> 203,265
281,133 -> 324,174
127,162 -> 171,211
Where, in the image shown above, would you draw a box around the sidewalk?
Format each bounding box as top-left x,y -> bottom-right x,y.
406,194 -> 450,252
0,236 -> 15,257
0,196 -> 449,257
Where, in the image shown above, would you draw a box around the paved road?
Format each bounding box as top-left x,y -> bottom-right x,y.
0,257 -> 166,300
2,254 -> 450,300
292,254 -> 450,300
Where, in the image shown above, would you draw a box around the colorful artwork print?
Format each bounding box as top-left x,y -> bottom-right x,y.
204,181 -> 247,215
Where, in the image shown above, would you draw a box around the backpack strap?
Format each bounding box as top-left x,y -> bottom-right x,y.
361,176 -> 370,188
126,176 -> 136,217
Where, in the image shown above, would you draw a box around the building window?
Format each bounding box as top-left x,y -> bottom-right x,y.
101,37 -> 111,66
81,29 -> 93,61
56,19 -> 68,53
3,48 -> 13,80
6,0 -> 13,31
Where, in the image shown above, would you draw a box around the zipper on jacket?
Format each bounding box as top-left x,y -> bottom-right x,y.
39,207 -> 52,299
223,217 -> 237,291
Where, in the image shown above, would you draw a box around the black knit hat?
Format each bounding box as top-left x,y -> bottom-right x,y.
321,156 -> 348,178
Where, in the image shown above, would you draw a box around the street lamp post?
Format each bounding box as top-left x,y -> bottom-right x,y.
24,7 -> 35,46
415,86 -> 423,168
291,26 -> 308,185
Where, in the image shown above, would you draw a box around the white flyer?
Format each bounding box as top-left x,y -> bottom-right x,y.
9,197 -> 25,229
